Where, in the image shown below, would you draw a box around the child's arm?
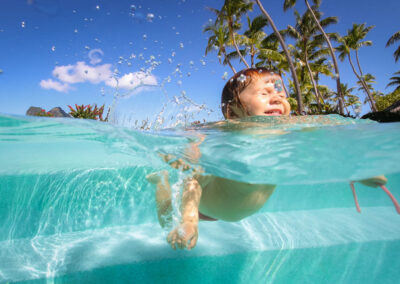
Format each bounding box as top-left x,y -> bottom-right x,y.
167,177 -> 202,250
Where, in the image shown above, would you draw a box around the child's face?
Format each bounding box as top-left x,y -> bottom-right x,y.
238,74 -> 291,116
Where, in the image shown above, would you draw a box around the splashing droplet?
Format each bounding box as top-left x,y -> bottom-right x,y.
21,21 -> 26,28
179,43 -> 184,48
95,5 -> 100,10
74,28 -> 78,33
84,45 -> 90,50
168,58 -> 173,63
222,72 -> 228,80
143,34 -> 147,40
51,46 -> 56,52
177,80 -> 182,86
237,74 -> 247,83
146,13 -> 154,22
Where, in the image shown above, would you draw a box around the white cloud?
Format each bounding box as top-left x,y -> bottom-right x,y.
41,61 -> 158,94
52,61 -> 112,84
39,79 -> 72,92
105,71 -> 157,91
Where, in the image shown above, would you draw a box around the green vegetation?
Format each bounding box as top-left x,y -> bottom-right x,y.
33,109 -> 54,117
204,0 -> 399,116
68,104 -> 109,121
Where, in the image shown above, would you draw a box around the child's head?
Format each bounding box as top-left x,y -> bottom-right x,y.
221,68 -> 291,119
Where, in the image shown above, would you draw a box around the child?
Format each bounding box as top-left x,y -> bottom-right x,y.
148,67 -> 396,251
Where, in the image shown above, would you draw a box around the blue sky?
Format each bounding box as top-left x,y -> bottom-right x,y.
0,0 -> 399,124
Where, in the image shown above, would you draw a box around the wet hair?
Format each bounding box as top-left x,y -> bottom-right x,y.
221,67 -> 281,119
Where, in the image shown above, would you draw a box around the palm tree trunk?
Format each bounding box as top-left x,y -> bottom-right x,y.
228,20 -> 250,68
223,49 -> 237,73
304,0 -> 344,115
355,50 -> 364,76
347,54 -> 377,111
355,49 -> 377,109
255,0 -> 303,114
304,53 -> 322,113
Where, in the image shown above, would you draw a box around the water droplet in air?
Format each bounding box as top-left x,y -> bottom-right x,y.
177,80 -> 182,86
127,62 -> 132,67
189,60 -> 194,66
51,46 -> 56,52
181,90 -> 186,96
143,34 -> 147,40
187,72 -> 191,77
95,5 -> 100,10
179,43 -> 184,48
84,45 -> 90,50
222,72 -> 228,80
21,21 -> 25,28
88,49 -> 104,65
200,59 -> 206,66
146,13 -> 154,22
84,70 -> 88,74
168,58 -> 173,63
237,74 -> 247,83
74,29 -> 78,33
171,51 -> 176,57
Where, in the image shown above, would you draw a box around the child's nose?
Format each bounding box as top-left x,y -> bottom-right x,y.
269,95 -> 281,105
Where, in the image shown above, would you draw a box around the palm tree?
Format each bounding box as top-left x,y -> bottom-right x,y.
337,24 -> 377,112
283,0 -> 344,115
285,8 -> 337,113
339,83 -> 360,114
239,15 -> 269,67
214,0 -> 253,69
387,71 -> 400,92
204,21 -> 237,73
386,30 -> 400,62
254,0 -> 303,113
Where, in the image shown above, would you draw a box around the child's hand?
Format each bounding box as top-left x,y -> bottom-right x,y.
356,175 -> 387,188
167,222 -> 198,250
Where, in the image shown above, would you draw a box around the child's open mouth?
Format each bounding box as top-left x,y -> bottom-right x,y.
264,109 -> 282,116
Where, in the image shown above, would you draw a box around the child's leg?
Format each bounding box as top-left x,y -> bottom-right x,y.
167,177 -> 202,250
146,171 -> 172,228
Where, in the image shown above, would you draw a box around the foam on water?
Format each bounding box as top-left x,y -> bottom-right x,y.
0,114 -> 399,283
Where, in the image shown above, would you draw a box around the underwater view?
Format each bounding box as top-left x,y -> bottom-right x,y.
1,0 -> 400,283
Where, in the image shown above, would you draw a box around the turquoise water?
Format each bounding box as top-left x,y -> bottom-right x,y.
0,114 -> 399,283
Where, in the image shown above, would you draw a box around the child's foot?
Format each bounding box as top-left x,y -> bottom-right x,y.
167,222 -> 198,250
